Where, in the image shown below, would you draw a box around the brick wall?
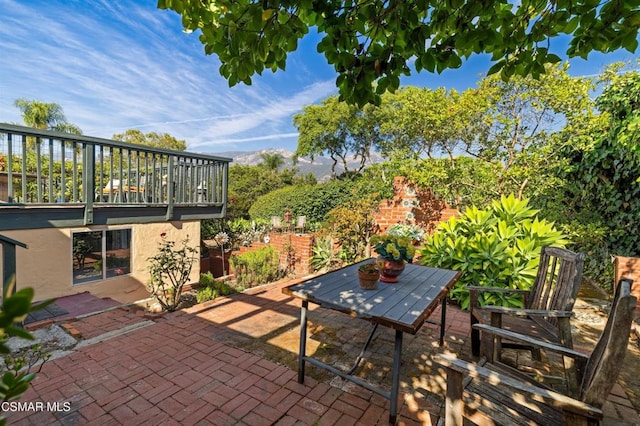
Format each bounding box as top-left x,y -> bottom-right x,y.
613,256 -> 640,319
374,176 -> 458,235
206,176 -> 456,279
235,233 -> 315,276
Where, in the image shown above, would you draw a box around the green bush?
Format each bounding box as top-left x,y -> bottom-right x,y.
229,246 -> 281,289
310,237 -> 342,272
419,195 -> 568,310
324,194 -> 379,263
196,279 -> 235,303
146,235 -> 197,312
199,271 -> 215,286
0,288 -> 53,417
248,180 -> 356,223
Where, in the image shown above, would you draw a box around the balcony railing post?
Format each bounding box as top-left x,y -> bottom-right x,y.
7,133 -> 13,203
83,143 -> 95,225
21,137 -> 27,203
221,161 -> 229,217
166,155 -> 175,220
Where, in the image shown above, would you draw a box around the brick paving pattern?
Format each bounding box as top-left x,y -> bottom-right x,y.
7,280 -> 640,425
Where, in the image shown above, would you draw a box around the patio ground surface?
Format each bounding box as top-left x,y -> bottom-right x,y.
9,277 -> 640,425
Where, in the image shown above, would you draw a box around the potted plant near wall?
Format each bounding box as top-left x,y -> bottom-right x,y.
357,262 -> 379,290
371,234 -> 415,283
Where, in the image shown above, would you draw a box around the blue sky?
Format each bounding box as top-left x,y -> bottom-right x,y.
1,0 -> 637,155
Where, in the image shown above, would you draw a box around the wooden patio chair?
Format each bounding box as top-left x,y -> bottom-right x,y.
438,278 -> 636,426
469,246 -> 585,362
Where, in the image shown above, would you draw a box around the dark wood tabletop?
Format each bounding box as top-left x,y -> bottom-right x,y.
283,259 -> 461,334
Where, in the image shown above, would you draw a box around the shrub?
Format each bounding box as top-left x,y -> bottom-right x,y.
324,194 -> 380,263
196,279 -> 235,303
0,288 -> 53,417
199,271 -> 215,286
420,195 -> 568,310
227,218 -> 270,247
248,180 -> 356,223
386,223 -> 425,243
146,234 -> 198,312
310,237 -> 342,272
229,246 -> 281,289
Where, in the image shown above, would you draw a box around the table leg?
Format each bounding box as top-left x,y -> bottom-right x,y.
298,300 -> 308,384
389,329 -> 403,425
439,296 -> 447,347
347,323 -> 379,375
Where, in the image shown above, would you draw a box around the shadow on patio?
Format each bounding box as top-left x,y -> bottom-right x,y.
8,278 -> 640,425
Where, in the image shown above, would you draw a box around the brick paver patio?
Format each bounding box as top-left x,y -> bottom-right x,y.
7,279 -> 640,425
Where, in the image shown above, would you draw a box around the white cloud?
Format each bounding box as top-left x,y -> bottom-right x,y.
0,0 -> 337,153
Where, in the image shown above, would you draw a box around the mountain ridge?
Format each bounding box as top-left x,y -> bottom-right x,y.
216,148 -> 383,181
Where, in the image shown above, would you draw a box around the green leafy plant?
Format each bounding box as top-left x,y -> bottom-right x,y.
227,218 -> 270,247
199,271 -> 215,287
556,65 -> 640,289
386,223 -> 425,243
249,180 -> 357,223
229,246 -> 281,289
371,234 -> 416,263
0,287 -> 53,424
146,234 -> 198,312
324,195 -> 380,264
420,195 -> 567,310
196,279 -> 234,304
310,237 -> 342,272
358,262 -> 379,274
160,1 -> 640,106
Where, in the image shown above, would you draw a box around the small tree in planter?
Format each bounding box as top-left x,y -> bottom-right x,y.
420,195 -> 568,310
147,233 -> 197,312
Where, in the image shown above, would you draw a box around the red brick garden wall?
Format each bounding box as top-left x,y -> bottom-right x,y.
235,233 -> 315,276
202,176 -> 458,278
374,176 -> 459,235
613,256 -> 640,319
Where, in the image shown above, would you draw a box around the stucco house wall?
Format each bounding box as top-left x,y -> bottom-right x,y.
0,221 -> 200,302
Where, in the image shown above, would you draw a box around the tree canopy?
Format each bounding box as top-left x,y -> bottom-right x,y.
293,95 -> 381,176
560,64 -> 640,257
158,0 -> 639,105
258,152 -> 286,170
14,98 -> 82,134
112,129 -> 187,151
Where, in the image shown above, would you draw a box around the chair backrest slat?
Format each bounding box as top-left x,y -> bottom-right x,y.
529,247 -> 585,309
529,247 -> 552,308
528,246 -> 585,330
580,279 -> 635,406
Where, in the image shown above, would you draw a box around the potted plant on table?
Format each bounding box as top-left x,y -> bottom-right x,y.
357,262 -> 379,290
371,234 -> 416,283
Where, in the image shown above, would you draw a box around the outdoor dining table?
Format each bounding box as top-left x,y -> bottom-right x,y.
282,259 -> 461,424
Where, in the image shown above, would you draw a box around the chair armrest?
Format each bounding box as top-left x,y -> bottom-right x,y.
467,286 -> 530,311
436,354 -> 603,420
472,324 -> 589,360
481,306 -> 574,318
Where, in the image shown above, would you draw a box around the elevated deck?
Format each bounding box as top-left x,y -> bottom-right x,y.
0,124 -> 231,229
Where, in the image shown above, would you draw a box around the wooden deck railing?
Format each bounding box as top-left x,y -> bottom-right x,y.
0,124 -> 231,229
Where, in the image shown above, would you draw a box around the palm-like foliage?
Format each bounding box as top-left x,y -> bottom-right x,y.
13,98 -> 82,134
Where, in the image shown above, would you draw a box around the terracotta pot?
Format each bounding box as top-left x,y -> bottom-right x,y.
378,258 -> 406,283
358,268 -> 379,290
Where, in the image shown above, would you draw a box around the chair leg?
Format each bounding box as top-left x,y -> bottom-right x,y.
532,347 -> 542,361
471,311 -> 480,357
